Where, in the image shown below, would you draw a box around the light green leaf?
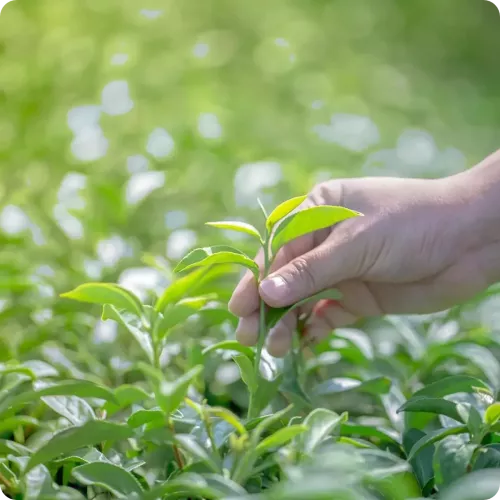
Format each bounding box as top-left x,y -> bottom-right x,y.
174,246 -> 259,279
411,375 -> 492,399
102,304 -> 154,363
256,424 -> 308,454
202,341 -> 255,360
206,407 -> 247,436
271,205 -> 362,253
154,265 -> 233,312
25,421 -> 134,472
484,402 -> 500,426
433,435 -> 475,487
341,423 -> 400,447
157,365 -> 203,415
42,395 -> 95,426
0,416 -> 39,434
397,397 -> 464,423
267,288 -> 343,329
103,384 -> 151,415
314,376 -> 392,397
266,195 -> 308,232
439,469 -> 500,500
408,425 -> 469,461
60,282 -> 143,318
206,221 -> 262,241
72,462 -> 143,498
233,355 -> 257,393
297,408 -> 347,454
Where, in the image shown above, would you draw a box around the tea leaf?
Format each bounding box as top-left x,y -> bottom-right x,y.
256,424 -> 308,454
72,462 -> 144,498
102,304 -> 154,363
267,289 -> 343,329
433,435 -> 475,487
398,397 -> 464,423
206,221 -> 262,242
297,408 -> 347,454
202,341 -> 255,360
127,408 -> 164,428
271,205 -> 362,253
174,434 -> 219,472
472,444 -> 500,470
407,425 -> 468,461
341,423 -> 400,447
411,375 -> 492,399
266,195 -> 308,231
233,355 -> 257,393
206,407 -> 247,436
26,421 -> 134,472
0,416 -> 39,434
103,384 -> 151,415
42,396 -> 95,426
403,428 -> 435,493
484,402 -> 500,426
158,365 -> 204,415
61,282 -> 143,318
174,246 -> 259,279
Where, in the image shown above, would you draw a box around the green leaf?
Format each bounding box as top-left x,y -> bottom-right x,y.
485,402 -> 500,426
266,195 -> 308,232
297,408 -> 347,454
174,246 -> 259,279
433,435 -> 475,487
439,468 -> 500,500
271,205 -> 362,253
267,289 -> 343,329
233,355 -> 257,393
408,425 -> 469,461
255,425 -> 308,454
127,408 -> 164,428
403,428 -> 435,493
25,421 -> 134,472
206,407 -> 247,436
42,396 -> 95,426
341,423 -> 400,447
206,221 -> 262,241
71,462 -> 143,498
314,376 -> 392,397
0,416 -> 39,434
103,384 -> 151,415
0,380 -> 118,417
157,365 -> 203,415
473,444 -> 500,470
154,265 -> 232,312
398,397 -> 464,423
102,304 -> 154,363
174,434 -> 219,472
60,282 -> 143,317
155,296 -> 213,339
202,341 -> 255,360
411,375 -> 492,399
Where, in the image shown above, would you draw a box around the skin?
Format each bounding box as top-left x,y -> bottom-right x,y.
228,149 -> 500,358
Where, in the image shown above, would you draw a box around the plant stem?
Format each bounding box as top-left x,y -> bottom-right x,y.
248,237 -> 270,420
169,419 -> 185,469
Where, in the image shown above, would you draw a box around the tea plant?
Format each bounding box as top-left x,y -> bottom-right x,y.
0,196 -> 498,499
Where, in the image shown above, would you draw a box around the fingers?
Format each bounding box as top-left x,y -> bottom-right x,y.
258,217 -> 369,308
235,313 -> 259,346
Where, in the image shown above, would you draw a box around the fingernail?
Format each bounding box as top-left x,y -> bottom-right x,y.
259,275 -> 288,302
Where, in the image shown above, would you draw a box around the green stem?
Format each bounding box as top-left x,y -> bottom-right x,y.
248,237 -> 270,420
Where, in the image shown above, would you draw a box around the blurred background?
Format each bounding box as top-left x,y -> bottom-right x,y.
2,0 -> 500,366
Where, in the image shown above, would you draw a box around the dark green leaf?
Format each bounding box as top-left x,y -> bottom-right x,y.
206,221 -> 262,241
174,434 -> 219,472
102,304 -> 154,363
411,375 -> 492,399
60,282 -> 143,317
266,195 -> 308,232
72,462 -> 143,498
403,428 -> 435,493
473,444 -> 500,470
433,435 -> 476,487
173,246 -> 259,279
314,376 -> 392,397
42,396 -> 95,426
341,423 -> 400,447
271,205 -> 362,253
26,421 -> 134,472
408,425 -> 469,461
398,397 -> 464,423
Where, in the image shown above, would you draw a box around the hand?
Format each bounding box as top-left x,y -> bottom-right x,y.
228,172 -> 500,357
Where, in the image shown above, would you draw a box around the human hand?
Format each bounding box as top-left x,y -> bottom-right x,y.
228,172 -> 500,357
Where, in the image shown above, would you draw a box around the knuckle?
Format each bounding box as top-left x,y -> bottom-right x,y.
289,256 -> 316,292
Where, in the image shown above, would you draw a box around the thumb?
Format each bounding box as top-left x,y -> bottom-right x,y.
258,229 -> 366,307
